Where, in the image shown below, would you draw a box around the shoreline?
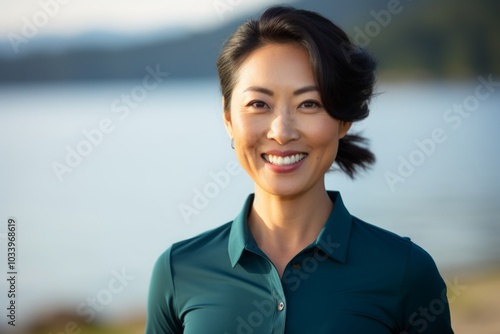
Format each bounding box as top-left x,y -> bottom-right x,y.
446,267 -> 500,334
11,264 -> 500,334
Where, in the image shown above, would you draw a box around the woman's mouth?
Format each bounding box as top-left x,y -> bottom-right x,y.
262,153 -> 308,166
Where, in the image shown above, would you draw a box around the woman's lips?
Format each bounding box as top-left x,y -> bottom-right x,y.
261,151 -> 308,173
262,153 -> 307,166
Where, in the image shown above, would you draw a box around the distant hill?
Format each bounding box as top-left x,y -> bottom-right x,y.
0,0 -> 498,82
364,0 -> 500,79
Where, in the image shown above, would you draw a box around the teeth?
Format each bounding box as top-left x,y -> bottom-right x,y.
263,153 -> 307,166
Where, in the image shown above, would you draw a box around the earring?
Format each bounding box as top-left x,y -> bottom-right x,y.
231,139 -> 234,149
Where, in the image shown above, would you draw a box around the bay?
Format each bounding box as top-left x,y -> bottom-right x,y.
0,79 -> 499,327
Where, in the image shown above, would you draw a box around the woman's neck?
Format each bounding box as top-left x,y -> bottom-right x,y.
248,184 -> 333,255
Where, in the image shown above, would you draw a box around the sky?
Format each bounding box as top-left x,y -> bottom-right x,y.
0,0 -> 297,39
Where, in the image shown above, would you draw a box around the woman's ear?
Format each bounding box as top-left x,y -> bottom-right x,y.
339,121 -> 352,139
222,97 -> 233,138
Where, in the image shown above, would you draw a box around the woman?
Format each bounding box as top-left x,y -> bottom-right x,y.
146,6 -> 453,334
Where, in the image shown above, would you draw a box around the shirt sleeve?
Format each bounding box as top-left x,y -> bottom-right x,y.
145,247 -> 182,334
399,243 -> 454,334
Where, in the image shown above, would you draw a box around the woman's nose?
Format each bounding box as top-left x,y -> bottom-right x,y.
267,112 -> 300,145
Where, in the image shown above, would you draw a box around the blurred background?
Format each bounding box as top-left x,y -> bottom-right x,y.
0,0 -> 499,333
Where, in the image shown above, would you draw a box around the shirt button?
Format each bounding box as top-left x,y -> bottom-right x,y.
277,301 -> 285,311
291,262 -> 301,270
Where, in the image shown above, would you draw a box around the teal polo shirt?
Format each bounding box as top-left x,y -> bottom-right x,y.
146,191 -> 453,333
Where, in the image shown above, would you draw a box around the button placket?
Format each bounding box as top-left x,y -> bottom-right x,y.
269,264 -> 286,333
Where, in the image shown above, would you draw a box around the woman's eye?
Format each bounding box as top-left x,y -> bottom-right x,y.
299,100 -> 321,109
248,101 -> 269,109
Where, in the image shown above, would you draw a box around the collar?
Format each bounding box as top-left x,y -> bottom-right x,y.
228,191 -> 352,267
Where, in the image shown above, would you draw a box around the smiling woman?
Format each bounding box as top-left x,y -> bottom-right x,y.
145,6 -> 454,334
224,43 -> 353,208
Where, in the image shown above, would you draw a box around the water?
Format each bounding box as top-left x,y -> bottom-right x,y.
0,79 -> 499,328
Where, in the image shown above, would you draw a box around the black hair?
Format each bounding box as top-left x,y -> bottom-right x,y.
216,5 -> 377,178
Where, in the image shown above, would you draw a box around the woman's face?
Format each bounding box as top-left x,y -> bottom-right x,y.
224,43 -> 351,198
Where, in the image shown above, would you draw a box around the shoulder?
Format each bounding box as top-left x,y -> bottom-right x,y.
150,221 -> 233,285
160,221 -> 233,265
403,238 -> 444,288
349,216 -> 439,275
350,215 -> 413,253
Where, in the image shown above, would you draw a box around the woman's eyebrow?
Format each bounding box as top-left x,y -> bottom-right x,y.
243,86 -> 318,96
293,86 -> 318,96
243,86 -> 274,96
